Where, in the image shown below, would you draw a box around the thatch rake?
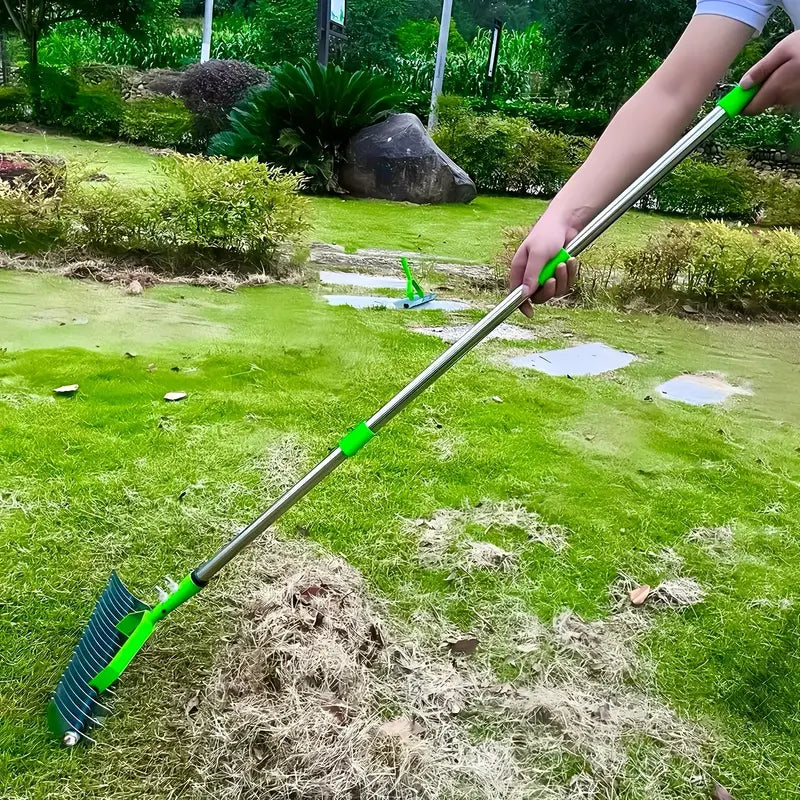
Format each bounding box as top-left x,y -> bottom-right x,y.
48,84 -> 758,745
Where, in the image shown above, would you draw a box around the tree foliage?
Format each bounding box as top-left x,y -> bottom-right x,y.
541,0 -> 693,110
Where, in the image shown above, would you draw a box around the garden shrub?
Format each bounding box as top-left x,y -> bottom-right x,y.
66,82 -> 125,139
649,158 -> 759,219
756,175 -> 800,227
434,110 -> 589,196
0,155 -> 310,272
179,58 -> 270,137
0,85 -> 30,123
494,100 -> 609,137
498,222 -> 800,315
24,65 -> 79,126
120,96 -> 196,150
210,59 -> 399,193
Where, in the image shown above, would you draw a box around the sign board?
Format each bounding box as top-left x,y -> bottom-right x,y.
331,0 -> 345,28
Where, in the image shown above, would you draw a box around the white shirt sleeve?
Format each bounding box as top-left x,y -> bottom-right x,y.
694,0 -> 779,32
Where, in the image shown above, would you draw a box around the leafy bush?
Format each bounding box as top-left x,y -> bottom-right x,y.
393,25 -> 546,103
210,59 -> 399,192
757,175 -> 800,227
66,83 -> 125,139
434,110 -> 589,195
395,18 -> 467,55
179,58 -> 269,137
0,85 -> 30,123
499,222 -> 800,314
713,108 -> 800,152
648,158 -> 759,219
0,155 -> 310,272
23,65 -> 79,126
120,96 -> 197,150
494,100 -> 609,137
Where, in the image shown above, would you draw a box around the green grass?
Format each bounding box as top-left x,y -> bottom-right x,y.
0,130 -> 681,264
0,130 -> 160,188
310,195 -> 678,263
1,269 -> 799,798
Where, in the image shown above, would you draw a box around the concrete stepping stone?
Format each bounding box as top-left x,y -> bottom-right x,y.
656,373 -> 751,406
319,270 -> 407,290
323,294 -> 470,311
508,342 -> 636,376
412,323 -> 536,343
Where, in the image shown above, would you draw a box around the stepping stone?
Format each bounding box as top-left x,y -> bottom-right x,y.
323,295 -> 470,311
656,374 -> 751,406
508,342 -> 636,376
319,270 -> 407,290
412,323 -> 536,343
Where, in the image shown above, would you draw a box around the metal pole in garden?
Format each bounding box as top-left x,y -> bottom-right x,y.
427,0 -> 453,130
486,19 -> 503,102
200,0 -> 214,63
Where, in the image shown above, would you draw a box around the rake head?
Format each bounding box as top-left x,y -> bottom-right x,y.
47,572 -> 149,746
394,292 -> 437,309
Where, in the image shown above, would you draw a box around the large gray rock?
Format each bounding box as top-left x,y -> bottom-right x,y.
339,113 -> 476,204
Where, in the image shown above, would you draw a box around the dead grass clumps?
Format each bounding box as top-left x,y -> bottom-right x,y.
182,539 -> 714,800
404,500 -> 569,572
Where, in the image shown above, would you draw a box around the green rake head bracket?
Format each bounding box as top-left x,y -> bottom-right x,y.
397,257 -> 436,309
47,571 -> 204,746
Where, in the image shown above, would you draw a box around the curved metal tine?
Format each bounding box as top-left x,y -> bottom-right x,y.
53,694 -> 99,736
60,668 -> 114,714
58,676 -> 106,726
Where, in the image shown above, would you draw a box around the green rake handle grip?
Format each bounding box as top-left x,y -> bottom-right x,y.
89,573 -> 204,693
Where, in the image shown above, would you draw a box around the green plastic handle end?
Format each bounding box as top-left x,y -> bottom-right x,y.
717,84 -> 759,118
539,248 -> 571,286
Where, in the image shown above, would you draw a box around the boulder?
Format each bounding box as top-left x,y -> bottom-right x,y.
339,113 -> 476,204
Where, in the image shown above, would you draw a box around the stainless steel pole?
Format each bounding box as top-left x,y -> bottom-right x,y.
427,0 -> 454,130
194,104 -> 729,583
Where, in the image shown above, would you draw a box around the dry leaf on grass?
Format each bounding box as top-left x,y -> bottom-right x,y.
377,716 -> 423,740
53,384 -> 79,396
629,585 -> 651,606
713,781 -> 734,800
446,636 -> 479,656
164,391 -> 187,402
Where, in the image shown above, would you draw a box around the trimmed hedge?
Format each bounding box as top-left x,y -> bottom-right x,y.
121,96 -> 196,150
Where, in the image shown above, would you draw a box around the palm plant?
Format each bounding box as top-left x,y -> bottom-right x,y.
209,58 -> 400,192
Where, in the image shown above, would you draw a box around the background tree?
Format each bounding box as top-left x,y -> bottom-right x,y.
541,0 -> 694,111
0,0 -> 168,109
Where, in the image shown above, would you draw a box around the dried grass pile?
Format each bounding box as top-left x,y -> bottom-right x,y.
182,538 -> 715,800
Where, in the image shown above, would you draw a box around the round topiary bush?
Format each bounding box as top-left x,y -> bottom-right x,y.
179,59 -> 270,138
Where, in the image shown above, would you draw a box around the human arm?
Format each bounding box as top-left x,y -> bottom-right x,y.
510,13 -> 753,316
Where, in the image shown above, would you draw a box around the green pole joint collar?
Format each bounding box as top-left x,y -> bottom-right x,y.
539,248 -> 571,286
717,84 -> 759,117
339,421 -> 375,457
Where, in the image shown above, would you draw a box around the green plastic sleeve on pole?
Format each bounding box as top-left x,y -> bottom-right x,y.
338,421 -> 375,457
717,84 -> 759,117
89,573 -> 204,693
539,248 -> 571,286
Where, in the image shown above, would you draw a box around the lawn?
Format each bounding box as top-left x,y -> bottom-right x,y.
0,130 -> 680,264
1,269 -> 799,798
